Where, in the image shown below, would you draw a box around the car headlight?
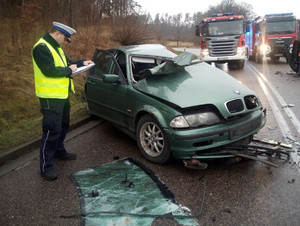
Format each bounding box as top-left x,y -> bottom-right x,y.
170,116 -> 189,128
170,112 -> 221,128
259,44 -> 271,55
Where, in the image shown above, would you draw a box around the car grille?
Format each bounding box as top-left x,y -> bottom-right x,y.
226,96 -> 259,115
209,39 -> 237,57
226,99 -> 244,114
268,37 -> 293,50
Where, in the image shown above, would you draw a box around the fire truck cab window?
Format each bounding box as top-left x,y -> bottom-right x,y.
202,20 -> 243,37
265,21 -> 296,35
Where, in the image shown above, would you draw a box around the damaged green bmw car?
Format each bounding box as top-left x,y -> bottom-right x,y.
85,44 -> 266,164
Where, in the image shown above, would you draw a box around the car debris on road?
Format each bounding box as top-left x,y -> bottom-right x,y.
183,138 -> 292,169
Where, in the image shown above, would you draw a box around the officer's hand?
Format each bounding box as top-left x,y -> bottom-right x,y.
83,60 -> 94,66
69,64 -> 77,72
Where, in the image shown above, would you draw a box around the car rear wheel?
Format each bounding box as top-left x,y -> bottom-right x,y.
136,115 -> 171,164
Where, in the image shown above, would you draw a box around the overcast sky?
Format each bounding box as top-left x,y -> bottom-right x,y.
136,0 -> 300,19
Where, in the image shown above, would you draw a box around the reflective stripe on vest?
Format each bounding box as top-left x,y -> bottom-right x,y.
32,38 -> 74,99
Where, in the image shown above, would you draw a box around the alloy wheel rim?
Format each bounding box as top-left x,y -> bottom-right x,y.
140,122 -> 164,157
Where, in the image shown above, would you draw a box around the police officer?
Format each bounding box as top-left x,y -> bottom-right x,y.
32,22 -> 93,180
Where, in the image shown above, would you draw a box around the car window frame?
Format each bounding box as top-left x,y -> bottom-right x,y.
90,49 -> 127,85
112,50 -> 129,83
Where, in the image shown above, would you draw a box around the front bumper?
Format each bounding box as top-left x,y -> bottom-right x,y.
165,109 -> 266,160
200,48 -> 246,63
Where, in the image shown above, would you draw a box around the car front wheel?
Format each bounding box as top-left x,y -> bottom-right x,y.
136,115 -> 171,164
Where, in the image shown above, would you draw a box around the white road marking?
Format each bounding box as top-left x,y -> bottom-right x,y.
247,63 -> 300,174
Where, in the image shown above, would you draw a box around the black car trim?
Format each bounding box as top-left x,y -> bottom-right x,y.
172,112 -> 264,140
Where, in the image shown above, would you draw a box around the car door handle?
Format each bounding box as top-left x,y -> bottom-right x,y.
87,80 -> 95,85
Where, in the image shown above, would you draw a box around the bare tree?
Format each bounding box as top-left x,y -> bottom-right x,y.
205,0 -> 255,21
172,13 -> 183,46
111,14 -> 151,45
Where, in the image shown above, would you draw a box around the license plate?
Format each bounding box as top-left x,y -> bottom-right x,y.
230,116 -> 262,140
217,57 -> 228,61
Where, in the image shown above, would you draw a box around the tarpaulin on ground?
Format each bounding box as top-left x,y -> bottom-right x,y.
70,157 -> 198,225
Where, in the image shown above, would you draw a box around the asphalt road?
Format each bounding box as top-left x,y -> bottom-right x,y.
1,54 -> 300,226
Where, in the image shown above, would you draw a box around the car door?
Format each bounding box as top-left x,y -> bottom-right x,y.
86,49 -> 128,127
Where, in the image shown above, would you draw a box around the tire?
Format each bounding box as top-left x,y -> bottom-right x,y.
289,61 -> 299,72
292,41 -> 300,61
289,41 -> 300,72
228,62 -> 234,69
237,60 -> 245,69
228,60 -> 244,70
248,54 -> 254,61
136,115 -> 171,164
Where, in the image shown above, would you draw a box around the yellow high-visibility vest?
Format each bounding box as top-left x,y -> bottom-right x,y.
32,38 -> 74,99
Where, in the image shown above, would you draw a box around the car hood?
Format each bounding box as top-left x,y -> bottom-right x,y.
133,62 -> 255,115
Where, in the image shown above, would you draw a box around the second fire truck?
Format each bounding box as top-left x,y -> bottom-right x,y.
245,13 -> 298,63
196,13 -> 246,69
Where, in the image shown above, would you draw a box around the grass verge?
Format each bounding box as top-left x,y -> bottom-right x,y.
0,52 -> 89,154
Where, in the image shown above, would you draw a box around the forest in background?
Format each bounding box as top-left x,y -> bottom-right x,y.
0,0 -> 255,152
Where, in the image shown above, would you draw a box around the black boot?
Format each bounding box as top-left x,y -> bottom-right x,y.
41,171 -> 58,180
59,152 -> 77,161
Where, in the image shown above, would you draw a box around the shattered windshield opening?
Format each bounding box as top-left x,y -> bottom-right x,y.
131,52 -> 197,82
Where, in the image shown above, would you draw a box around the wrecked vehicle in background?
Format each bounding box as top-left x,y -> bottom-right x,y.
286,40 -> 300,74
85,44 -> 266,165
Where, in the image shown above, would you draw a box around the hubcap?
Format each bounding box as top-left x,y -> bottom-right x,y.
140,122 -> 164,157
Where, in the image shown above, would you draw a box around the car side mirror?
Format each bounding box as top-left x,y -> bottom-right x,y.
103,74 -> 119,83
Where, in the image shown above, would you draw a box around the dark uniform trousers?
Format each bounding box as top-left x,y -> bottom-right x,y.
39,98 -> 70,173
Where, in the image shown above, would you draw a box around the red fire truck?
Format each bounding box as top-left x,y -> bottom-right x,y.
245,13 -> 298,63
195,13 -> 246,69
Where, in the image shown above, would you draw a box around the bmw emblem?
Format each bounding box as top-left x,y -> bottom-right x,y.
233,90 -> 241,95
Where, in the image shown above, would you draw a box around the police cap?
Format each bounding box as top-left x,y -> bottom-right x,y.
53,22 -> 76,43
